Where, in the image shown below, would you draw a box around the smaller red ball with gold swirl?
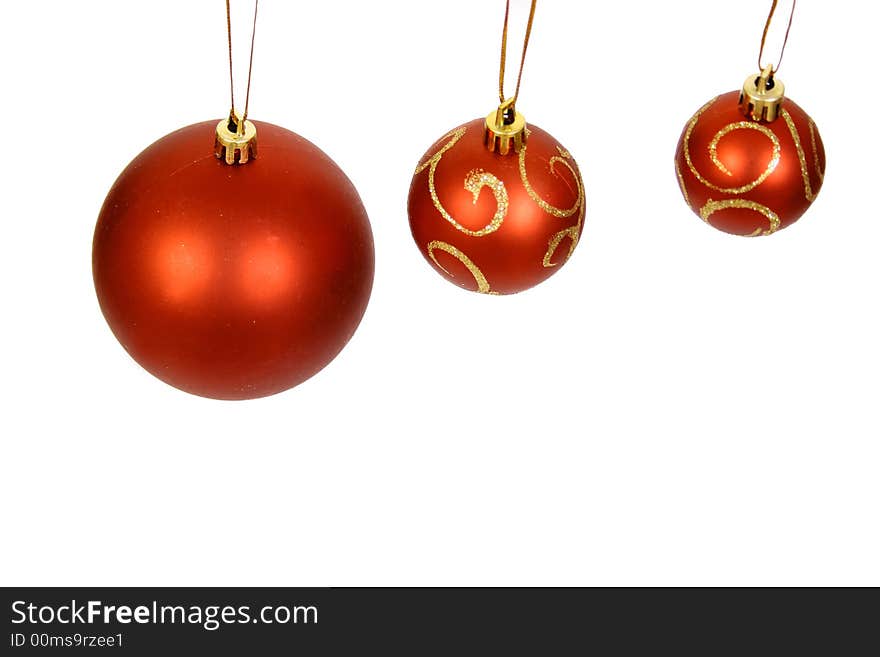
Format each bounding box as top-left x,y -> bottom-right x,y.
674,90 -> 825,236
408,118 -> 585,295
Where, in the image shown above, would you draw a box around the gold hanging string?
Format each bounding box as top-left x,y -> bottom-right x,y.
498,0 -> 538,108
758,0 -> 796,74
242,0 -> 259,121
225,0 -> 260,123
226,0 -> 235,115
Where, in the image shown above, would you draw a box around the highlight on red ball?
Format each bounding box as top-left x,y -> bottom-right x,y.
674,90 -> 825,237
407,118 -> 586,295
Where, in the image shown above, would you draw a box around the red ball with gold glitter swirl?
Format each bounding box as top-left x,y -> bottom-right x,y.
674,89 -> 825,236
407,118 -> 585,295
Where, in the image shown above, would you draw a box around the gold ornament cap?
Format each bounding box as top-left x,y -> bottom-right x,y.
739,65 -> 785,122
485,99 -> 526,155
215,110 -> 258,165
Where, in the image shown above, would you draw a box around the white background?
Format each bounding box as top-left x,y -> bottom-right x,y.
1,0 -> 878,586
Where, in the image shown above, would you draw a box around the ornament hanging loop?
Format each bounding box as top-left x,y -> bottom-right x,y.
486,0 -> 537,155
486,97 -> 526,155
215,0 -> 259,165
740,63 -> 785,122
740,0 -> 794,122
215,110 -> 258,164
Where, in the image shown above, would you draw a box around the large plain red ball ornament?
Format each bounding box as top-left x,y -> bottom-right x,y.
93,120 -> 374,400
408,117 -> 585,295
674,86 -> 825,237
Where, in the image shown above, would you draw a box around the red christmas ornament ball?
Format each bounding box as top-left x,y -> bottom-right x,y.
408,118 -> 585,295
93,120 -> 374,400
674,90 -> 825,236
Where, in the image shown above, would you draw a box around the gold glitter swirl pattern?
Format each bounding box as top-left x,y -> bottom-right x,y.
685,108 -> 781,194
709,122 -> 780,182
519,142 -> 584,219
413,127 -> 466,175
426,240 -> 496,295
680,96 -> 718,187
675,159 -> 690,205
781,108 -> 820,202
809,120 -> 825,184
700,198 -> 780,236
460,169 -> 508,236
543,226 -> 580,267
414,126 -> 508,238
